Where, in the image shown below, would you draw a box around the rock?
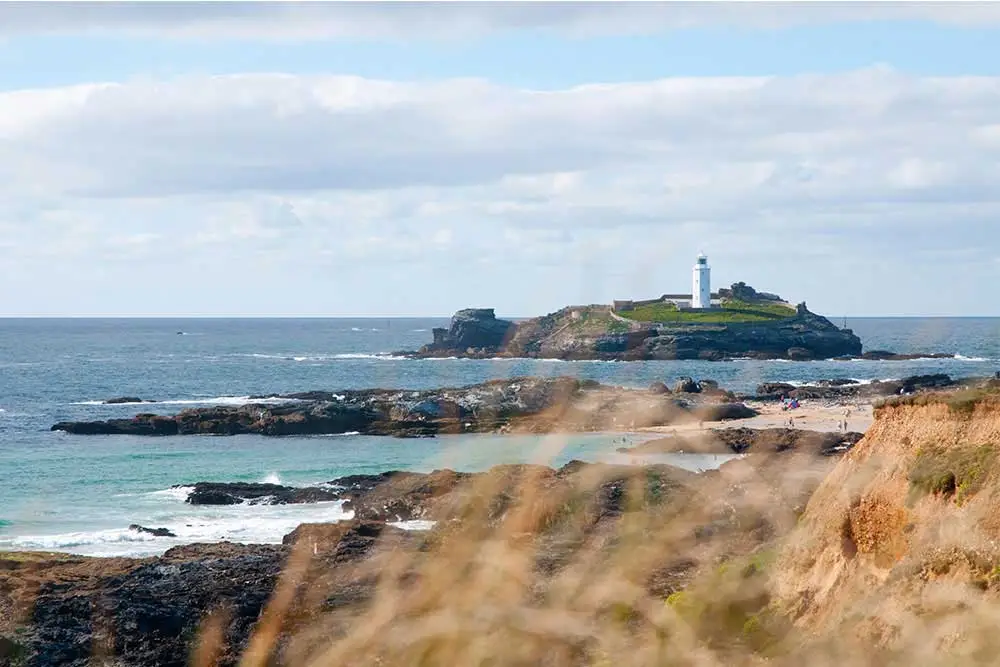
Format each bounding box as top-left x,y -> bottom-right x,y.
752,374 -> 957,401
401,299 -> 866,361
694,402 -> 758,421
816,378 -> 859,387
423,308 -> 514,354
674,377 -> 701,394
184,482 -> 341,506
859,350 -> 955,361
756,382 -> 797,397
49,377 -> 602,438
899,373 -> 954,394
626,427 -> 863,458
104,396 -> 149,404
648,381 -> 671,395
52,414 -> 179,435
128,524 -> 177,537
341,469 -> 472,522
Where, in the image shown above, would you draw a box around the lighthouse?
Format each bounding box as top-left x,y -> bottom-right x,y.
692,253 -> 711,309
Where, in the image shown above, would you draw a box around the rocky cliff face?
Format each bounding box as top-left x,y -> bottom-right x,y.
423,308 -> 515,355
405,302 -> 863,361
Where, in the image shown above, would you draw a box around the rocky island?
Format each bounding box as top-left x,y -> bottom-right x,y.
401,284 -> 865,361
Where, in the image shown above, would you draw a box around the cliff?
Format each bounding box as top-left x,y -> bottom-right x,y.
404,297 -> 863,361
770,381 -> 1000,654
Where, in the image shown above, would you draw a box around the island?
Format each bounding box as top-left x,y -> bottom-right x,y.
399,257 -> 864,360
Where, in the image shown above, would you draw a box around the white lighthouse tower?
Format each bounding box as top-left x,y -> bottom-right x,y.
692,252 -> 711,309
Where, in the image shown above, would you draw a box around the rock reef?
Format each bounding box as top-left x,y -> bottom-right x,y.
51,377 -> 758,437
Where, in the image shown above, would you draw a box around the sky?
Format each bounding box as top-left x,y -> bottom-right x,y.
1,1 -> 999,318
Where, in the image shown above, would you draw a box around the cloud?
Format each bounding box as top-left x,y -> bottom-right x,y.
2,66 -> 1000,316
1,1 -> 999,40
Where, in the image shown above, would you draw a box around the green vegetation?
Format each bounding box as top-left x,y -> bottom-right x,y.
908,443 -> 996,506
663,548 -> 786,655
616,299 -> 796,324
878,385 -> 1000,416
565,308 -> 632,334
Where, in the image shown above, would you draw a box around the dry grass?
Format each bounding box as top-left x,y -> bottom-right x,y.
876,384 -> 1000,416
176,456 -> 797,667
16,394 -> 1000,667
183,450 -> 1000,667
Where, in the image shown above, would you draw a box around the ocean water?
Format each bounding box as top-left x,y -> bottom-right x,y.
1,317 -> 998,557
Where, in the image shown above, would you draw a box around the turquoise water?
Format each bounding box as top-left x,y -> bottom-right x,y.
0,317 -> 998,556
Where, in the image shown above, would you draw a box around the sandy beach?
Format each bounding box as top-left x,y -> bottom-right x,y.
639,399 -> 875,435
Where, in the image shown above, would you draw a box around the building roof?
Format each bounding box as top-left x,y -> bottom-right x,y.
663,293 -> 721,299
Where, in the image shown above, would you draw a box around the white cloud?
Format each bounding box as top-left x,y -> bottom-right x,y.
2,66 -> 1000,316
1,2 -> 999,40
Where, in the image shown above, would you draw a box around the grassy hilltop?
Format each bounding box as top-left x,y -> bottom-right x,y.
615,299 -> 796,324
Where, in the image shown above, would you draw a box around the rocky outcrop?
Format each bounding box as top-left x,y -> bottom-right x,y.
0,522 -> 412,667
51,377 -> 757,438
752,373 -> 959,401
401,300 -> 864,361
419,308 -> 514,356
103,397 -> 151,405
624,427 -> 864,457
128,524 -> 177,537
849,349 -> 956,361
183,482 -> 341,506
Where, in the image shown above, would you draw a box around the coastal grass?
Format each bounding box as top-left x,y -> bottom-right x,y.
908,443 -> 996,505
616,299 -> 795,324
876,384 -> 1000,416
209,449 -> 1000,667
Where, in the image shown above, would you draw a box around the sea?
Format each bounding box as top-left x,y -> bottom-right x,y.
1,317 -> 998,557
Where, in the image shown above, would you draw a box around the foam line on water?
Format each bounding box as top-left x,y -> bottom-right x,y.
0,501 -> 355,558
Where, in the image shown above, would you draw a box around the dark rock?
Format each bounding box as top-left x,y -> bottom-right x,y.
859,350 -> 955,361
899,373 -> 954,394
342,469 -> 472,522
756,382 -> 796,397
626,427 -> 863,457
52,414 -> 179,435
128,524 -> 177,538
753,374 -> 956,401
104,396 -> 149,404
423,308 -> 514,354
184,482 -> 341,506
816,378 -> 859,387
51,377 -> 598,439
694,402 -> 758,421
786,347 -> 814,361
648,381 -> 671,395
674,377 -> 701,394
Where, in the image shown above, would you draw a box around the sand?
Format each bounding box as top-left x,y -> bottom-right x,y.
639,399 -> 875,435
